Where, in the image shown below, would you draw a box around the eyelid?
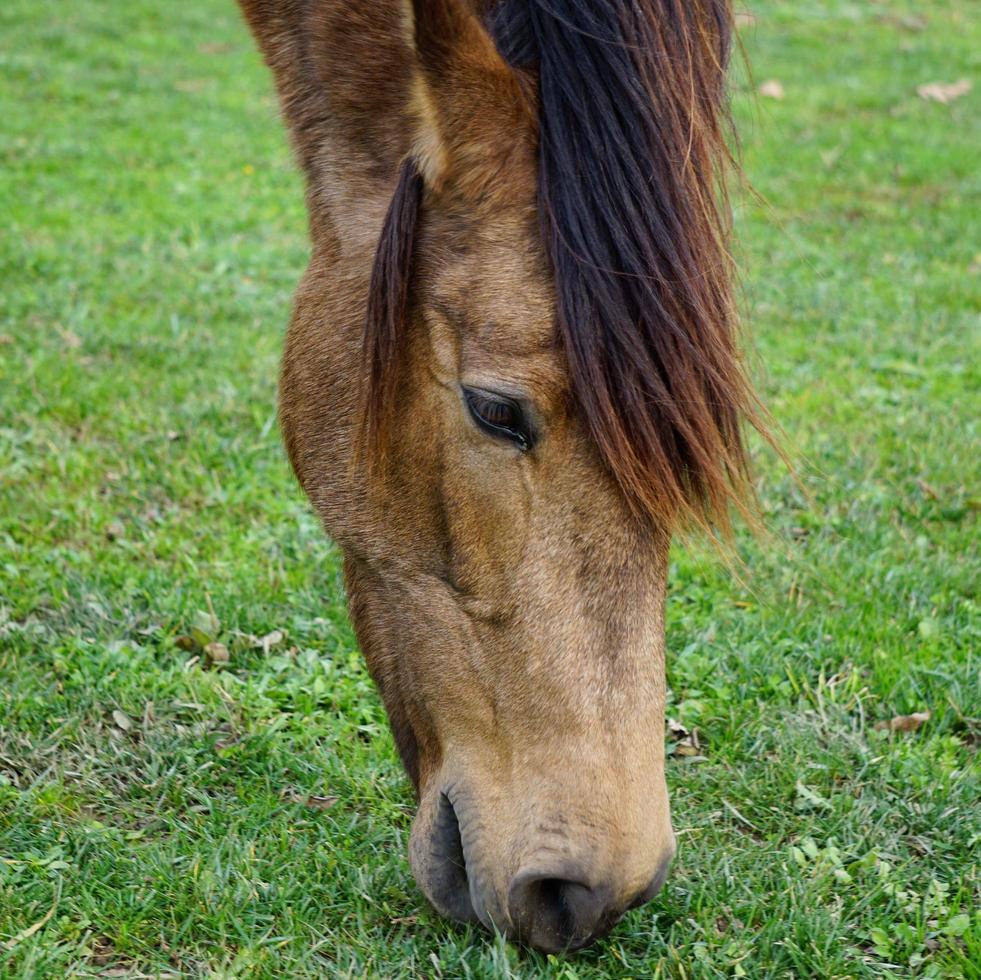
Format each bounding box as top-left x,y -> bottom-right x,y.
462,387 -> 533,451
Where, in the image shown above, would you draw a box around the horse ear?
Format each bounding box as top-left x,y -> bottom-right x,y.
237,0 -> 531,204
408,0 -> 475,76
403,0 -> 531,196
238,1 -> 416,186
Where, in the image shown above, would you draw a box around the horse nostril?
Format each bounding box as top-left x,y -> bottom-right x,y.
421,792 -> 476,924
507,869 -> 616,953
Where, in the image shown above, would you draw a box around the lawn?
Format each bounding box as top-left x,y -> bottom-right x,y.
0,0 -> 978,976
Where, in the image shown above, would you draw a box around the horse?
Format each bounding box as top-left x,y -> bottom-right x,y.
236,0 -> 764,953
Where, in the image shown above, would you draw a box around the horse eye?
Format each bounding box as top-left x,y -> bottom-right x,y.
463,388 -> 531,451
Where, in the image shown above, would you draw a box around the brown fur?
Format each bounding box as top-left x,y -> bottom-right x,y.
236,0 -> 757,952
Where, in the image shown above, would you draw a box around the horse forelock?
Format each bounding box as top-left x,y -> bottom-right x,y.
487,0 -> 764,534
364,0 -> 767,535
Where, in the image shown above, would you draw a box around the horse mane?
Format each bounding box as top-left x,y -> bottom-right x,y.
365,0 -> 764,533
363,156 -> 425,476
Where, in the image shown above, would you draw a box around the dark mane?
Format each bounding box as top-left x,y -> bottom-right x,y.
364,0 -> 764,532
362,157 -> 425,474
490,0 -> 760,532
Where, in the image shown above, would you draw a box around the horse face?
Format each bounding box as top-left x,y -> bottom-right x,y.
243,0 -> 750,953
336,195 -> 676,950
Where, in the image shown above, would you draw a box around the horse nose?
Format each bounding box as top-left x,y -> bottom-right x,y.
506,857 -> 672,952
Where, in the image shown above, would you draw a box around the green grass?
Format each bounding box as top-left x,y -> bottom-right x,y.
1,0 -> 978,976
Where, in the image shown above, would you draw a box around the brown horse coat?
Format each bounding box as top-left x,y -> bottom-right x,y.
236,0 -> 761,953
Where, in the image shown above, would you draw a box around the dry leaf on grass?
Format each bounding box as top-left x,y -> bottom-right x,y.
759,79 -> 785,100
198,42 -> 233,55
282,789 -> 339,810
875,710 -> 930,732
257,629 -> 284,653
88,937 -> 116,966
306,794 -> 339,809
237,629 -> 287,653
204,641 -> 229,664
112,709 -> 132,732
666,717 -> 702,758
881,13 -> 928,32
916,80 -> 971,104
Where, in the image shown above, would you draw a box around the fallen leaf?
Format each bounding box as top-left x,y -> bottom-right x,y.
198,42 -> 233,55
879,12 -> 928,32
306,794 -> 339,809
875,710 -> 930,732
258,629 -> 285,653
667,717 -> 703,758
917,79 -> 971,104
282,789 -> 339,810
759,79 -> 784,100
112,710 -> 132,732
204,642 -> 230,664
88,937 -> 115,966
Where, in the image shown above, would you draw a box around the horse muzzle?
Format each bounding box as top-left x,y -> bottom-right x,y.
409,779 -> 675,953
